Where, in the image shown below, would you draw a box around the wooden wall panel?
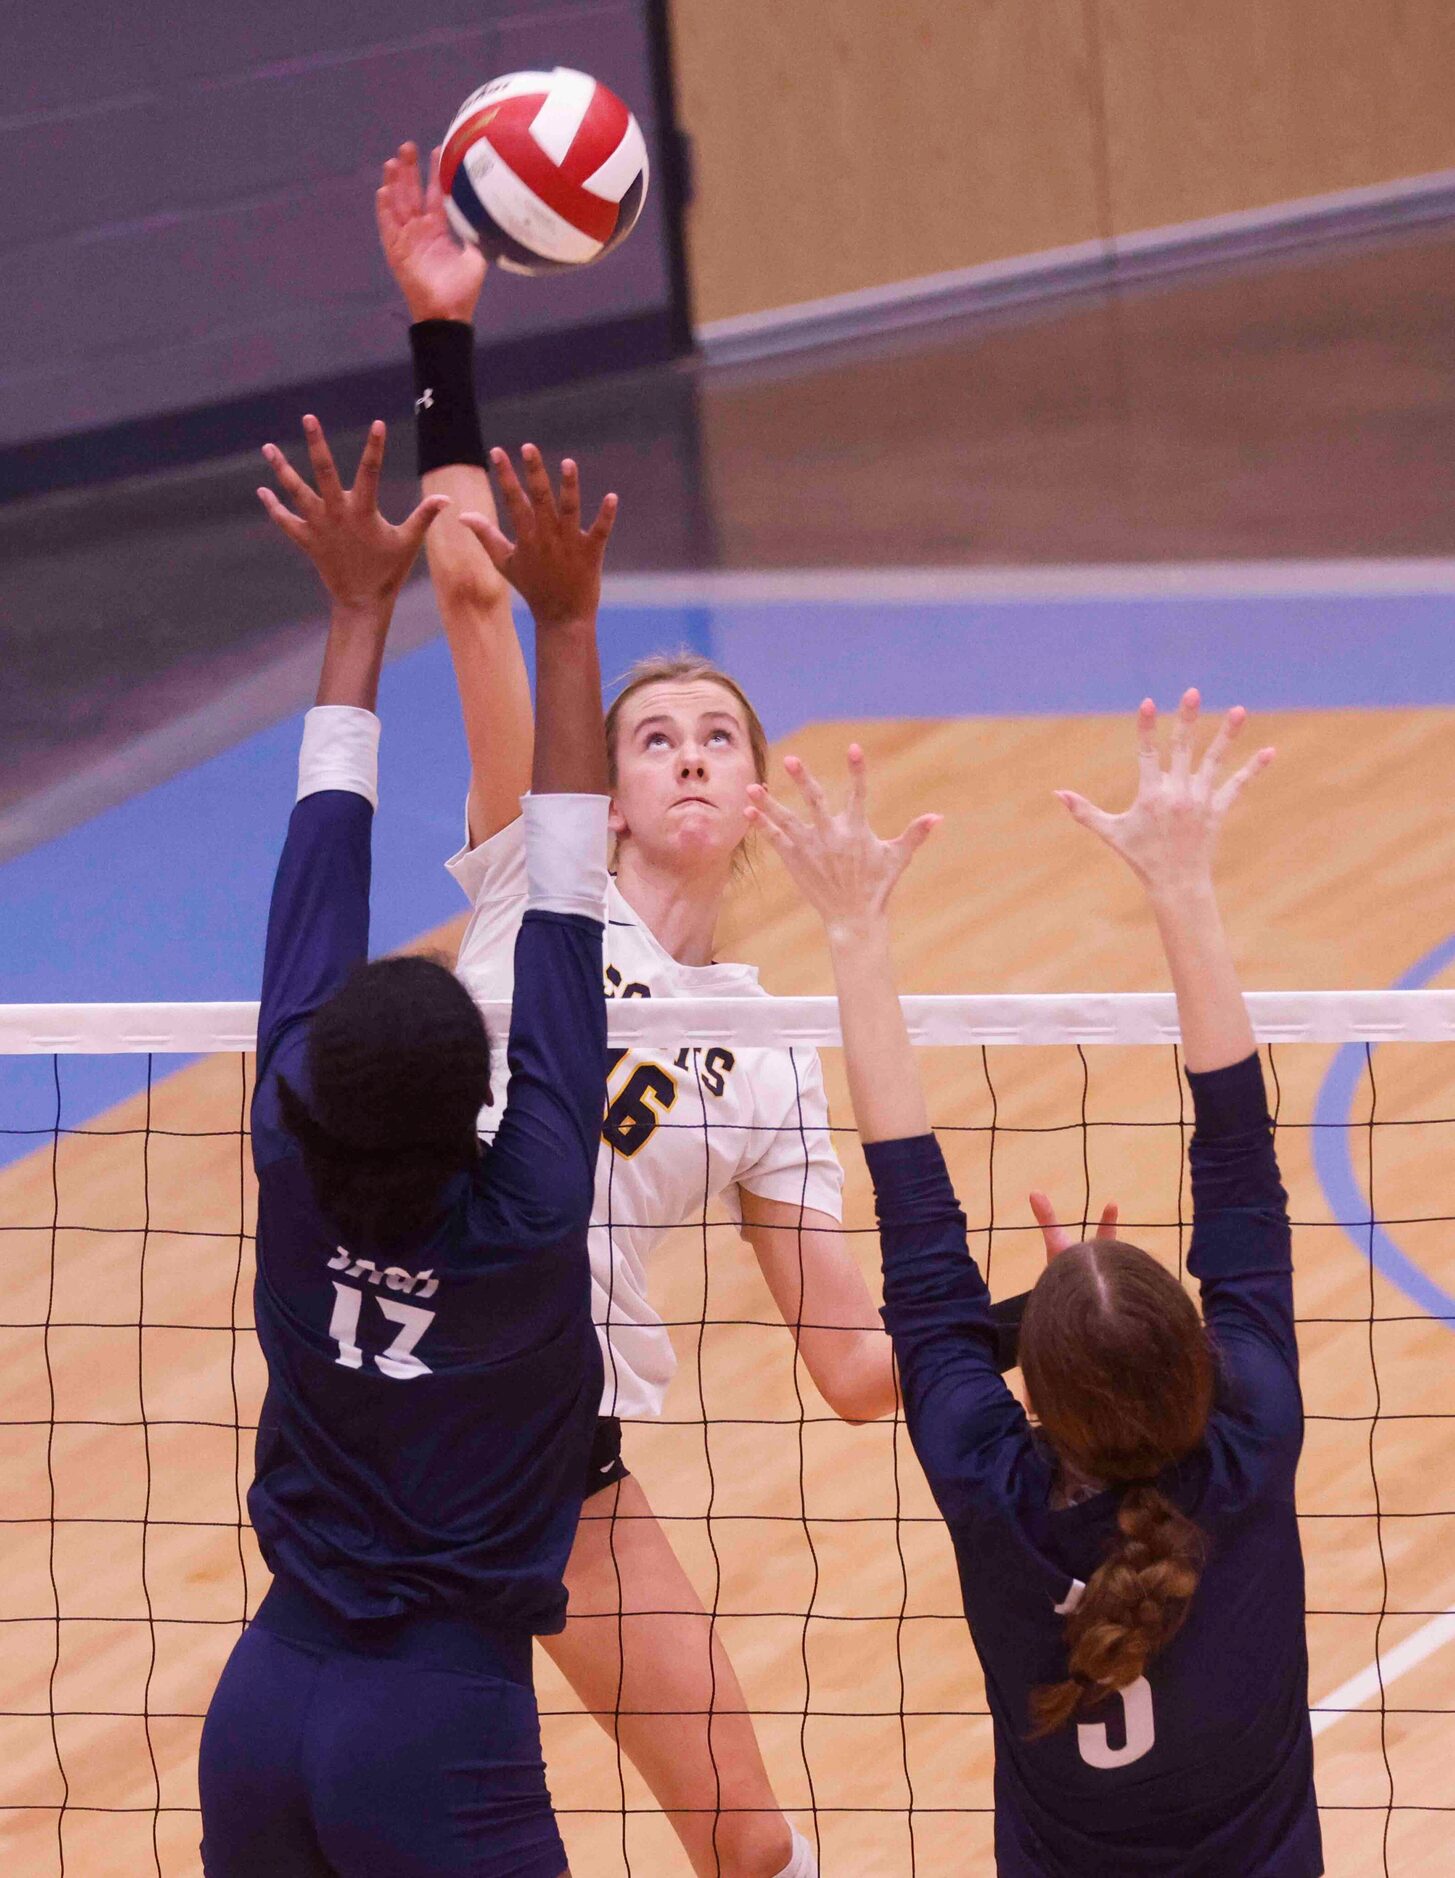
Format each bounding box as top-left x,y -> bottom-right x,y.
669,0 -> 1455,326
1097,0 -> 1455,233
669,0 -> 1100,323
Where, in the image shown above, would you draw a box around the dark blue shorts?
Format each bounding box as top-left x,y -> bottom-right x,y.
199,1579 -> 566,1878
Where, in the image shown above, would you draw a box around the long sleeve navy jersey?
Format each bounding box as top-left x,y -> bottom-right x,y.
868,1053 -> 1321,1877
248,771 -> 606,1637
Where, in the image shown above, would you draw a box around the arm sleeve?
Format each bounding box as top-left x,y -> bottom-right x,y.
734,1047 -> 845,1223
989,1291 -> 1030,1374
446,811 -> 528,999
473,797 -> 609,1245
1185,1052 -> 1303,1467
869,1133 -> 1028,1523
251,708 -> 378,1169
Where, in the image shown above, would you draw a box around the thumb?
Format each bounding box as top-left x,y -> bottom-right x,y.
457,509 -> 515,572
1055,790 -> 1115,840
893,812 -> 943,862
400,492 -> 450,554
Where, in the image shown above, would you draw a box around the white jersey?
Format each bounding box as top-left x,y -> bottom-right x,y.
447,816 -> 844,1420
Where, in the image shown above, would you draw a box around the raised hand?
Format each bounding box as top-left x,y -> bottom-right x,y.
746,745 -> 940,938
375,141 -> 487,325
258,417 -> 447,612
1029,1191 -> 1120,1264
1056,689 -> 1274,897
458,447 -> 617,629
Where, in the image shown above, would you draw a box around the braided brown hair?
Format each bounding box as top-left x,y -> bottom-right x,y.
1019,1239 -> 1214,1737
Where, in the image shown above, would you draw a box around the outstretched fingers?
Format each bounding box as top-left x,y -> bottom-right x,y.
744,782 -> 805,846
488,448 -> 534,540
1029,1190 -> 1072,1261
518,444 -> 559,524
586,491 -> 619,547
1212,744 -> 1276,815
301,416 -> 344,506
261,442 -> 317,511
1135,697 -> 1161,789
1169,687 -> 1200,779
1030,1190 -> 1119,1262
557,458 -> 582,528
783,754 -> 832,828
351,420 -> 387,509
424,144 -> 446,217
255,484 -> 309,546
845,743 -> 869,823
1196,704 -> 1246,788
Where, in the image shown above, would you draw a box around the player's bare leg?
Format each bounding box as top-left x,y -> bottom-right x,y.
542,1475 -> 802,1878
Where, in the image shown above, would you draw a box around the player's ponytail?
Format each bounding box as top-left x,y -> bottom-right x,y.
1019,1238 -> 1215,1738
1029,1480 -> 1204,1736
277,956 -> 491,1249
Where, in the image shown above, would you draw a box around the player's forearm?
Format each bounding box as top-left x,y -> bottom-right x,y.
425,467 -> 533,843
314,599 -> 392,711
826,919 -> 930,1144
1147,878 -> 1255,1074
413,319 -> 534,842
532,618 -> 608,797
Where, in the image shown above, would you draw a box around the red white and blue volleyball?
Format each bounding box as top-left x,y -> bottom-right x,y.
440,68 -> 650,275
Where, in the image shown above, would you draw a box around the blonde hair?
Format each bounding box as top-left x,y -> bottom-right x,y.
604,650 -> 768,789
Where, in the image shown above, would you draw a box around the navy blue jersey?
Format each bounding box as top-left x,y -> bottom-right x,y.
868,1053 -> 1321,1877
248,787 -> 605,1635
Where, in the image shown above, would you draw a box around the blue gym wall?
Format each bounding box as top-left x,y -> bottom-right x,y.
0,2 -> 675,460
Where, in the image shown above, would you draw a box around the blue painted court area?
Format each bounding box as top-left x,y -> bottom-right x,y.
4,572 -> 1455,1195
708,587 -> 1455,734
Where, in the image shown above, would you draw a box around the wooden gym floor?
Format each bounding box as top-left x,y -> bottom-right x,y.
3,703 -> 1454,1875
3,223 -> 1455,1874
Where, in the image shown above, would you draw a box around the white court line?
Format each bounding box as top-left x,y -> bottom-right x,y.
600,560 -> 1455,607
1310,1605 -> 1455,1738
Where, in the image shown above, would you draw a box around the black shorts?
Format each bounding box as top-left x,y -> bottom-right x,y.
584,1415 -> 630,1500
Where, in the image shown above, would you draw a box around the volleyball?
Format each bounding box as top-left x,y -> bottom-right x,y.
439,68 -> 649,275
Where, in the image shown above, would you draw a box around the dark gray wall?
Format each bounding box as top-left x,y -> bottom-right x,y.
1,2 -> 675,452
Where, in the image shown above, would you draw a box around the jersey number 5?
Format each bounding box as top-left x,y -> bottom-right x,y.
329,1283 -> 435,1381
1077,1675 -> 1155,1769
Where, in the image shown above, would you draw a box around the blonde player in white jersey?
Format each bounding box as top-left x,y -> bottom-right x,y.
377,144 -> 893,1878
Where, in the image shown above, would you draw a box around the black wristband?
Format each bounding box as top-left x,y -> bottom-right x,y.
409,320 -> 487,477
991,1290 -> 1030,1374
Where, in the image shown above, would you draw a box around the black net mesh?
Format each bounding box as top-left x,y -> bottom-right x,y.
1,1032 -> 1451,1875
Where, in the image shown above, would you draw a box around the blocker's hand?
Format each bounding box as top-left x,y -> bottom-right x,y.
1055,689 -> 1274,896
459,447 -> 617,628
375,141 -> 486,325
1029,1191 -> 1120,1264
746,746 -> 940,938
258,417 -> 447,610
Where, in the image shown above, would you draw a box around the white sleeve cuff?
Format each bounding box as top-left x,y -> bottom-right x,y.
297,705 -> 380,809
522,793 -> 609,920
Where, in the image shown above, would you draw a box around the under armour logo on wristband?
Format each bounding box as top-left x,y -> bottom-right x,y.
414,388 -> 434,413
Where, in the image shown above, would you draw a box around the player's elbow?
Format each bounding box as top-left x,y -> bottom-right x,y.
816,1336 -> 898,1425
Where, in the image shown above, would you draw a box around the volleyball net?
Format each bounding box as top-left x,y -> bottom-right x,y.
2,993 -> 1453,1878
